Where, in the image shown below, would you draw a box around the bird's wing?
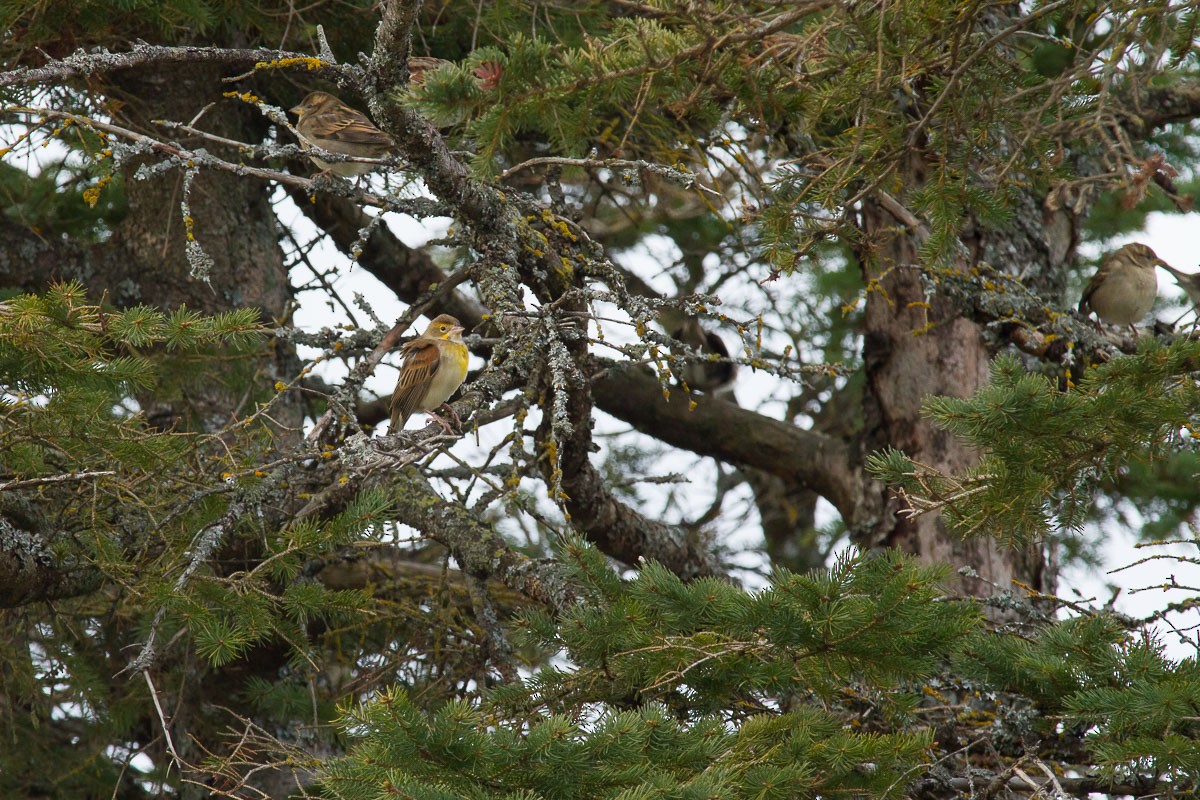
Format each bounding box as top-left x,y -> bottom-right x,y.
321,110 -> 395,147
703,330 -> 731,359
1078,262 -> 1109,313
390,339 -> 441,429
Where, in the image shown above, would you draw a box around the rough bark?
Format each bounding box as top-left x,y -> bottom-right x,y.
540,366 -> 725,579
858,188 -> 1056,597
94,63 -> 302,800
100,64 -> 301,434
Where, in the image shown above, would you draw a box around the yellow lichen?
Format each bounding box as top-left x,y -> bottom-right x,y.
221,90 -> 262,104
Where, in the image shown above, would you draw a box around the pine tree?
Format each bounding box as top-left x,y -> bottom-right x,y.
1,0 -> 1198,798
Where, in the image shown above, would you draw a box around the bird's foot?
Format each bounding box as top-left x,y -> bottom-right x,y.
425,404 -> 462,435
310,170 -> 336,190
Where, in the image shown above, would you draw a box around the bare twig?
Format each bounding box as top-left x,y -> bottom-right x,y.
7,106 -> 427,217
0,470 -> 115,492
0,43 -> 332,89
143,670 -> 185,777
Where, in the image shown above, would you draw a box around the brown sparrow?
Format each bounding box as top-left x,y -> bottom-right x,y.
289,91 -> 395,178
1156,262 -> 1200,309
671,317 -> 737,393
406,56 -> 452,85
1078,243 -> 1166,327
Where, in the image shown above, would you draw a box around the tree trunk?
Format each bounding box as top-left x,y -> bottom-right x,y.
858,190 -> 1055,597
100,64 -> 306,799
104,63 -> 302,434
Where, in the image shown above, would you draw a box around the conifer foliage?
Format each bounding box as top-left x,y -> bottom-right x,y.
1,0 -> 1199,798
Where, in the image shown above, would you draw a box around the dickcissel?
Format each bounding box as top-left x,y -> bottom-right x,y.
390,314 -> 470,432
289,91 -> 395,178
1079,243 -> 1165,327
671,317 -> 737,393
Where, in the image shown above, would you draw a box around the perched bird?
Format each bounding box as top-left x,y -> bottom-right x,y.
671,317 -> 737,393
390,314 -> 470,432
406,56 -> 452,85
289,91 -> 395,178
1078,243 -> 1166,327
1157,262 -> 1200,309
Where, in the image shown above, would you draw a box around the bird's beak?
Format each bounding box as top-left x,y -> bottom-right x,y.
289,104 -> 303,117
451,325 -> 465,337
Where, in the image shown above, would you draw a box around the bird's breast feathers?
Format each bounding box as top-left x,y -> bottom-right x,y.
422,341 -> 469,409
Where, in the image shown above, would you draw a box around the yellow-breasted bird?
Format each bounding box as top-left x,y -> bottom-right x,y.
1079,242 -> 1167,327
390,314 -> 469,432
289,91 -> 395,178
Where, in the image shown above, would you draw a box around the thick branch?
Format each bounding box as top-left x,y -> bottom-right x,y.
563,453 -> 724,579
288,431 -> 579,614
591,362 -> 871,529
316,548 -> 527,615
538,328 -> 727,580
10,107 -> 422,218
0,516 -> 101,607
365,2 -> 514,243
1137,82 -> 1200,132
391,466 -> 580,613
370,0 -> 422,92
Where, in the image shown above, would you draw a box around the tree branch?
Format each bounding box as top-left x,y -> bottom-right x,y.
591,361 -> 871,528
0,43 -> 329,89
0,516 -> 101,607
534,316 -> 728,580
8,107 -> 430,219
363,1 -> 516,244
390,466 -> 581,613
285,188 -> 489,329
370,0 -> 422,93
1137,82 -> 1200,132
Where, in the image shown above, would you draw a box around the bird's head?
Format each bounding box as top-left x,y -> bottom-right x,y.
1118,242 -> 1168,270
425,314 -> 465,342
289,91 -> 338,119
